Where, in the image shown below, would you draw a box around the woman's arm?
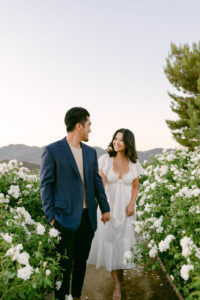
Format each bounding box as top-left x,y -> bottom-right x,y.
99,169 -> 106,189
126,177 -> 139,216
98,168 -> 109,224
94,152 -> 110,217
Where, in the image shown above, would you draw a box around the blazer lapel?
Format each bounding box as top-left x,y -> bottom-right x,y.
81,142 -> 88,186
60,138 -> 82,180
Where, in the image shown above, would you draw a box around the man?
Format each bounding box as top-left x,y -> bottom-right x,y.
40,107 -> 110,300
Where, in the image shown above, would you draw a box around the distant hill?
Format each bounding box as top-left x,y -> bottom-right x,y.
0,144 -> 174,171
0,144 -> 43,165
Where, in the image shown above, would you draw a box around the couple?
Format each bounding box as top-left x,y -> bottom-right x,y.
40,107 -> 144,300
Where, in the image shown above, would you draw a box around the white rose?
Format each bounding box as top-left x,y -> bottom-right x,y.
17,264 -> 33,281
56,280 -> 62,290
158,235 -> 175,253
8,159 -> 18,169
156,226 -> 163,233
26,184 -> 32,189
123,250 -> 133,264
36,223 -> 46,235
158,240 -> 168,252
5,244 -> 23,261
180,264 -> 194,281
43,261 -> 47,267
8,185 -> 20,199
149,245 -> 158,258
136,211 -> 144,217
49,227 -> 59,238
46,269 -> 51,276
180,237 -> 194,258
1,233 -> 12,244
17,252 -> 30,265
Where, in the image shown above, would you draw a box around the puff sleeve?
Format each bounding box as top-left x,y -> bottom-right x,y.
131,159 -> 144,179
98,153 -> 109,174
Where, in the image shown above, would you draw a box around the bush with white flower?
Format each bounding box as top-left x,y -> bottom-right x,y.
131,147 -> 200,299
0,160 -> 62,299
0,160 -> 43,220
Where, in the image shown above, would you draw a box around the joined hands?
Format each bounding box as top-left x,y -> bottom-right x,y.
101,212 -> 110,224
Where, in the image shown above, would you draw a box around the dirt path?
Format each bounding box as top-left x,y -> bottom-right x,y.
81,265 -> 178,300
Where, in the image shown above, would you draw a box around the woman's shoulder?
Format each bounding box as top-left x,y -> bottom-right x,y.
98,153 -> 111,169
99,152 -> 109,159
98,152 -> 110,161
129,158 -> 139,165
130,159 -> 144,177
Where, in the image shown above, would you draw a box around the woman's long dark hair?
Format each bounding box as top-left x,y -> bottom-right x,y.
107,128 -> 138,163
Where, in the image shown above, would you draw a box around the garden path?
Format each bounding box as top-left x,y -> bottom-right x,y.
81,264 -> 178,300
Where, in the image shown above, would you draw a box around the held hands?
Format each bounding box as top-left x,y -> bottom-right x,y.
126,204 -> 134,217
101,212 -> 110,224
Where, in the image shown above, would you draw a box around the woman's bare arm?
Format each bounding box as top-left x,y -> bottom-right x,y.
99,169 -> 106,189
126,177 -> 139,216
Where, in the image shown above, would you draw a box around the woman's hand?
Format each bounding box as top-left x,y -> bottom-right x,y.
126,177 -> 139,217
126,205 -> 134,216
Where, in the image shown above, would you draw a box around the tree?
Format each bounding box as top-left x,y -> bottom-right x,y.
164,42 -> 200,150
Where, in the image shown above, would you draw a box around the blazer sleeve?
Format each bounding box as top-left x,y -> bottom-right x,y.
40,147 -> 56,223
94,151 -> 110,213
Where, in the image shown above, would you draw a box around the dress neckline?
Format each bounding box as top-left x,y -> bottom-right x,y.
111,157 -> 130,179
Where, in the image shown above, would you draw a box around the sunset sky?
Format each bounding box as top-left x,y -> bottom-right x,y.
1,0 -> 200,151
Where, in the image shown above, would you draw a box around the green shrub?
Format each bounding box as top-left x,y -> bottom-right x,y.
131,147 -> 200,299
0,160 -> 62,300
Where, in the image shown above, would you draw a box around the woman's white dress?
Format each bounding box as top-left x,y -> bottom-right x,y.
88,153 -> 144,271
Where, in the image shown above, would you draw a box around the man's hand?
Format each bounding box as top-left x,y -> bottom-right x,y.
50,219 -> 55,226
101,212 -> 110,224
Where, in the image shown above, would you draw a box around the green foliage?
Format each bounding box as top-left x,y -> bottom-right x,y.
0,160 -> 62,300
0,161 -> 43,220
164,42 -> 200,150
133,147 -> 200,299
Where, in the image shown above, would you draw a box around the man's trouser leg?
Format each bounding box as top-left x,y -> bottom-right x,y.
71,210 -> 94,298
54,221 -> 76,300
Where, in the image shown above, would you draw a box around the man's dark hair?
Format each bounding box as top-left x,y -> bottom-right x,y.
64,107 -> 90,132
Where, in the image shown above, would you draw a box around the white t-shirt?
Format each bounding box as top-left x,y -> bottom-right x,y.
69,144 -> 87,208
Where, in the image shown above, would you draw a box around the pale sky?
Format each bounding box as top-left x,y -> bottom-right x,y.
1,0 -> 200,151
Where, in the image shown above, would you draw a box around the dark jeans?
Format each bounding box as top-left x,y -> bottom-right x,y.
54,209 -> 94,300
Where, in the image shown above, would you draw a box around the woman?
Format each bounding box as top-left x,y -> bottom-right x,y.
88,128 -> 144,300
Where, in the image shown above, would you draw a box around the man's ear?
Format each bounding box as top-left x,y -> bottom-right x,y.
75,123 -> 82,131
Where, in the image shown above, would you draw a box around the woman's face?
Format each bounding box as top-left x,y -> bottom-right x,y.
113,132 -> 126,152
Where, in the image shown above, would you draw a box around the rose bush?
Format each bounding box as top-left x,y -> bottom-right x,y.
0,160 -> 43,220
130,147 -> 200,299
0,160 -> 62,300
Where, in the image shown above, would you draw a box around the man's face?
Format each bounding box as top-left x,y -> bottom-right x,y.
79,117 -> 91,142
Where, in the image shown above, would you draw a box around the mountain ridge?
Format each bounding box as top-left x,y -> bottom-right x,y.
0,143 -> 174,168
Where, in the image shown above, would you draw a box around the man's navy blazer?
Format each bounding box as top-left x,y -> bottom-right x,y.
40,137 -> 110,231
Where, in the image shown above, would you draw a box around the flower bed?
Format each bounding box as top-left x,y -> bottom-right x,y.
131,147 -> 200,299
0,160 -> 62,300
